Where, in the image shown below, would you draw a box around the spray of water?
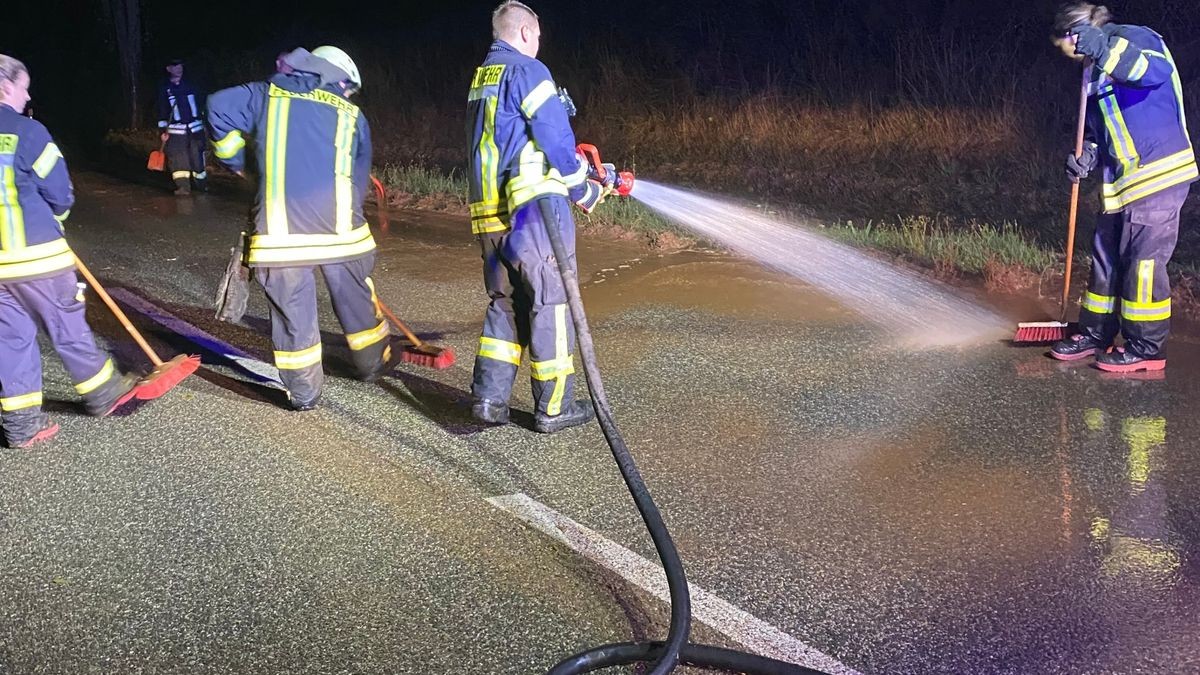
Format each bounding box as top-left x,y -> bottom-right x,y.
630,180 -> 1009,347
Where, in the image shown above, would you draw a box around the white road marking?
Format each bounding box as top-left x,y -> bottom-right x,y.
487,493 -> 860,675
107,288 -> 285,388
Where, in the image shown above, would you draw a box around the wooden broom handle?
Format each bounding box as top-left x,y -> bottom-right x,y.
375,298 -> 424,348
1061,64 -> 1090,321
74,256 -> 165,367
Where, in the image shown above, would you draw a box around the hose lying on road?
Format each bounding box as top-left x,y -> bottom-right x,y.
537,197 -> 829,675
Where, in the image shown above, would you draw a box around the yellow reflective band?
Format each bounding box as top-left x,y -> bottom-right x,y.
0,391 -> 43,412
32,142 -> 63,179
1099,95 -> 1137,170
275,343 -> 323,370
334,108 -> 358,234
172,170 -> 191,179
531,357 -> 575,380
478,336 -> 522,365
549,304 -> 570,416
520,80 -> 558,119
75,359 -> 115,395
1102,38 -> 1129,75
347,320 -> 388,351
265,95 -> 292,236
212,130 -> 245,159
0,238 -> 75,281
193,171 -> 207,180
1121,297 -> 1170,322
506,141 -> 569,213
477,95 -> 501,227
54,210 -> 70,224
1,165 -> 26,250
1081,291 -> 1116,314
1104,148 -> 1196,196
246,225 -> 376,265
1102,161 -> 1198,212
1137,260 -> 1154,304
1129,54 -> 1150,81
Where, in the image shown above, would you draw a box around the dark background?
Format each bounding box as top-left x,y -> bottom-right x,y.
15,0 -> 1199,139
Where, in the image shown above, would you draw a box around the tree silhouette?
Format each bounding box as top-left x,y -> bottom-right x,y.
100,0 -> 142,127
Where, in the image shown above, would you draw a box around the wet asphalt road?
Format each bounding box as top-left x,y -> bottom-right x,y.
2,172 -> 1199,674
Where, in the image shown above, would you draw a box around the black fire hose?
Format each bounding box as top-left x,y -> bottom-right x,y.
538,197 -> 829,675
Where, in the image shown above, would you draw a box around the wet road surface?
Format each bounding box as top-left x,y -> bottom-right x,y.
1,172 -> 1199,674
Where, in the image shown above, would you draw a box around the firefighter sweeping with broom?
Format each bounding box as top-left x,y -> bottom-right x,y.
1048,3 -> 1196,373
0,55 -> 148,448
207,46 -> 394,411
467,1 -> 611,432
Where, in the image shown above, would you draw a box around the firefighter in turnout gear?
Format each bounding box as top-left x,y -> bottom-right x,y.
0,56 -> 143,448
468,2 -> 606,433
1050,3 -> 1196,373
206,46 -> 390,411
156,59 -> 208,195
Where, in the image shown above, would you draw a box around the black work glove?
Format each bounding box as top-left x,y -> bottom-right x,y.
1066,142 -> 1099,183
1070,25 -> 1109,63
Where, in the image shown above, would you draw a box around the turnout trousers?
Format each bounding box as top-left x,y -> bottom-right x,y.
472,195 -> 578,417
166,131 -> 207,191
253,253 -> 389,405
0,271 -> 128,444
1079,183 -> 1191,359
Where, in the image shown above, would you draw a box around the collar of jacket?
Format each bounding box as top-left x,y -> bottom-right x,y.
490,40 -> 520,56
269,72 -> 324,94
268,72 -> 352,100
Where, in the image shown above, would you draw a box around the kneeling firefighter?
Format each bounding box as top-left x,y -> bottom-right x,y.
0,55 -> 144,448
468,1 -> 611,433
206,46 -> 391,410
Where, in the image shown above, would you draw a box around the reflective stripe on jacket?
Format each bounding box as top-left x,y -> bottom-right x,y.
1086,24 -> 1197,213
0,104 -> 75,282
467,41 -> 588,235
207,73 -> 375,266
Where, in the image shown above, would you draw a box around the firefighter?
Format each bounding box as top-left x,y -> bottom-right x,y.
156,58 -> 207,195
0,55 -> 142,448
467,1 -> 608,433
1049,3 -> 1196,373
206,46 -> 390,411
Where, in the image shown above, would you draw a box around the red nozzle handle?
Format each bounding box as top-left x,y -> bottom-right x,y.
575,143 -> 607,182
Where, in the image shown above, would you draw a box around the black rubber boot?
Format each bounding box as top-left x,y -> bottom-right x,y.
290,393 -> 321,412
472,399 -> 510,425
1050,333 -> 1108,361
534,400 -> 595,434
4,412 -> 60,449
1095,348 -> 1166,373
84,373 -> 140,417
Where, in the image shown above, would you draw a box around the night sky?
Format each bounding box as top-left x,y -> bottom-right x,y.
11,1 -> 1199,147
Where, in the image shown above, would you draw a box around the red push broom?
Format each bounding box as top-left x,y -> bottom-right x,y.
1014,65 -> 1090,345
75,256 -> 201,400
375,298 -> 456,369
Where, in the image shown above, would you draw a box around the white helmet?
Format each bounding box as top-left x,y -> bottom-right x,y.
311,45 -> 361,89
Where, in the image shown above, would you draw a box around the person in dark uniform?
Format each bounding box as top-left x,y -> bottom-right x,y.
0,55 -> 143,448
466,2 -> 608,433
1049,3 -> 1196,373
156,58 -> 207,195
207,46 -> 390,410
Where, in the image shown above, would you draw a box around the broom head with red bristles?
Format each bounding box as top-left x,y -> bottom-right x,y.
1013,321 -> 1072,345
399,343 -> 456,370
135,353 -> 201,400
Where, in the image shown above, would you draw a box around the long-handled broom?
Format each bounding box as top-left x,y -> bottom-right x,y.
75,256 -> 201,399
1014,65 -> 1091,344
375,298 -> 456,369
